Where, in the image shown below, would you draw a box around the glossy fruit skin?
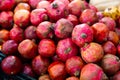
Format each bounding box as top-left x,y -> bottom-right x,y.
96,11 -> 104,20
80,63 -> 108,80
117,44 -> 120,57
18,39 -> 37,59
0,0 -> 15,11
32,55 -> 50,75
47,1 -> 69,21
1,56 -> 22,75
101,54 -> 120,76
79,9 -> 98,25
66,14 -> 79,26
29,0 -> 42,9
48,61 -> 67,80
107,31 -> 119,45
56,38 -> 78,62
103,41 -> 117,55
0,29 -> 10,45
14,9 -> 30,28
14,3 -> 30,13
15,0 -> 29,4
65,56 -> 84,76
2,40 -> 18,55
0,11 -> 14,30
91,22 -> 109,43
36,21 -> 54,39
30,9 -> 48,26
89,4 -> 98,12
68,0 -> 89,17
38,39 -> 56,57
54,18 -> 73,38
111,71 -> 120,80
66,76 -> 79,80
37,1 -> 50,9
55,0 -> 70,6
38,74 -> 51,80
24,25 -> 37,40
115,28 -> 120,39
99,17 -> 116,31
72,23 -> 93,47
10,25 -> 24,43
81,42 -> 104,63
22,64 -> 35,77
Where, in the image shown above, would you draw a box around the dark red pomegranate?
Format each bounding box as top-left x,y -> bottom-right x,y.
2,40 -> 18,55
32,55 -> 50,75
1,56 -> 22,75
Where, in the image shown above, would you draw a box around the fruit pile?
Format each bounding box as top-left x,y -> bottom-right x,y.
0,0 -> 120,80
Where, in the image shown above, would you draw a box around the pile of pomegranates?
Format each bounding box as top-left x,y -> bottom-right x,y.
0,0 -> 120,80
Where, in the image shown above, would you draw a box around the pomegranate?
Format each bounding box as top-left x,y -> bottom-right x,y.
107,31 -> 119,45
65,56 -> 84,76
36,21 -> 54,39
80,63 -> 108,80
102,41 -> 117,55
81,42 -> 104,63
89,4 -> 98,12
55,0 -> 70,6
54,18 -> 73,38
48,61 -> 67,80
47,0 -> 69,21
32,55 -> 50,75
99,17 -> 116,31
56,38 -> 78,62
29,0 -> 42,9
30,8 -> 48,26
22,64 -> 35,77
2,40 -> 18,55
111,71 -> 120,80
14,3 -> 30,13
101,54 -> 120,76
24,25 -> 38,40
52,54 -> 61,62
66,76 -> 79,80
79,9 -> 98,25
0,11 -> 14,29
37,1 -> 50,9
14,9 -> 30,28
38,74 -> 51,80
38,39 -> 56,57
1,56 -> 22,75
15,0 -> 29,4
10,25 -> 24,43
0,29 -> 10,45
96,11 -> 104,20
117,43 -> 120,57
18,39 -> 37,59
68,0 -> 89,17
66,14 -> 79,26
0,0 -> 15,11
72,23 -> 93,47
91,22 -> 109,43
115,28 -> 120,39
